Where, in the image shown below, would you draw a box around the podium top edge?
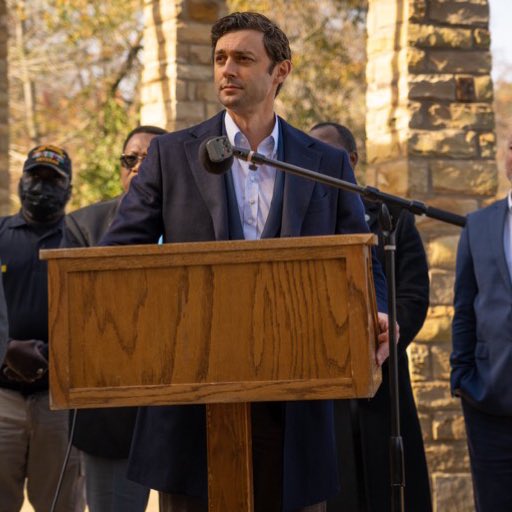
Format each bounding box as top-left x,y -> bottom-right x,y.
40,233 -> 376,260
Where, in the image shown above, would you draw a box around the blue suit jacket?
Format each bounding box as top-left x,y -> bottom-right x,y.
101,111 -> 387,510
451,197 -> 512,415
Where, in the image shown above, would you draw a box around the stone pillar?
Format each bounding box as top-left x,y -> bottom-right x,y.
366,1 -> 496,510
0,0 -> 9,215
141,0 -> 227,130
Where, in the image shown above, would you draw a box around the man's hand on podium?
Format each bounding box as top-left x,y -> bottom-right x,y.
376,313 -> 399,367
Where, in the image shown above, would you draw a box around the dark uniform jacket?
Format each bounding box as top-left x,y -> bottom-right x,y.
329,203 -> 431,512
0,213 -> 63,394
63,196 -> 138,458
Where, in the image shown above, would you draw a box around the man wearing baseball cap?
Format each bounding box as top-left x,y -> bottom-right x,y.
0,145 -> 84,511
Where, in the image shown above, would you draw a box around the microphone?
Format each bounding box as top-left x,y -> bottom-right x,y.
199,136 -> 262,175
198,136 -> 234,175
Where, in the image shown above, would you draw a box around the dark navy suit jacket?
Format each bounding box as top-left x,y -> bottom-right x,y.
101,111 -> 387,511
451,197 -> 512,415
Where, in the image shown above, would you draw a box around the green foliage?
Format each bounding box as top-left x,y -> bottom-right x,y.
7,0 -> 143,210
72,98 -> 129,205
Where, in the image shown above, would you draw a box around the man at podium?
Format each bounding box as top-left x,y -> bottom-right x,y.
101,11 -> 390,512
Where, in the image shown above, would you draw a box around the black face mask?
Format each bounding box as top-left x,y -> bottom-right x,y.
19,178 -> 70,223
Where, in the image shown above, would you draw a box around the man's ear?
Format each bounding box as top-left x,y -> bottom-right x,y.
349,151 -> 359,169
274,60 -> 291,86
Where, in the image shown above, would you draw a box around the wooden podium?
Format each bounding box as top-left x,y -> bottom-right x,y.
41,234 -> 381,511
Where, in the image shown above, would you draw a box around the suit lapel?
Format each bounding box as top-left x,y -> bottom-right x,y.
184,112 -> 230,241
279,120 -> 322,237
490,198 -> 512,292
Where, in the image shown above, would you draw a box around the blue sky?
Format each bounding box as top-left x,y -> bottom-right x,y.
489,0 -> 512,80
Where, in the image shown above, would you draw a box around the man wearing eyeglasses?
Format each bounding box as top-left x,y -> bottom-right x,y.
62,125 -> 166,512
64,126 -> 167,248
0,145 -> 85,511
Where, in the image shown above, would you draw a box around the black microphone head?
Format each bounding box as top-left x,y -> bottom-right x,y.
198,136 -> 234,175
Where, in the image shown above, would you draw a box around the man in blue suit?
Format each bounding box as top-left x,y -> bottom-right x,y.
451,132 -> 512,511
102,11 -> 390,512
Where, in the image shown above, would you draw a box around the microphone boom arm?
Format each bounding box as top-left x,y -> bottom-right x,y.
230,144 -> 466,228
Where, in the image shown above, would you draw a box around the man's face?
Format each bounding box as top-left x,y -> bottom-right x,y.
506,134 -> 512,183
214,29 -> 290,115
19,166 -> 71,223
120,132 -> 157,192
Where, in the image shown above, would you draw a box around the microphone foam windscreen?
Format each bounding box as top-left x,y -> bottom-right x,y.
198,137 -> 234,175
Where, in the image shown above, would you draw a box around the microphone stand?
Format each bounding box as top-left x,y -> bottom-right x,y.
212,140 -> 465,512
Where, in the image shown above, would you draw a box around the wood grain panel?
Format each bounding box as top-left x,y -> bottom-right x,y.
42,235 -> 381,409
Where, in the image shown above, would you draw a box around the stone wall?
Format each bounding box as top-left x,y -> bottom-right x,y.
0,0 -> 8,215
140,0 -> 227,130
366,1 -> 496,510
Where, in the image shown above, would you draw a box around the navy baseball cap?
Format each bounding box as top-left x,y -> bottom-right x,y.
23,145 -> 72,179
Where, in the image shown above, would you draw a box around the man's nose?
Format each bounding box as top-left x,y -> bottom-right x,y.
223,57 -> 237,76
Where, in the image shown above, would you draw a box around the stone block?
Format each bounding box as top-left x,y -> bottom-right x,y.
188,44 -> 212,65
430,269 -> 455,305
417,412 -> 432,441
408,0 -> 427,21
176,63 -> 212,81
479,132 -> 496,158
186,82 -> 196,101
431,159 -> 497,196
140,79 -> 175,105
175,100 -> 206,121
413,381 -> 457,410
432,473 -> 474,511
186,0 -> 221,23
408,343 -> 431,382
425,50 -> 491,74
140,102 -> 172,129
425,441 -> 470,472
367,0 -> 402,32
427,235 -> 459,269
432,410 -> 467,441
366,133 -> 406,164
423,103 -> 494,130
417,306 -> 454,343
474,75 -> 493,101
195,82 -> 218,102
177,21 -> 212,45
409,129 -> 477,158
431,343 -> 452,379
367,51 -> 403,85
368,157 -> 429,195
473,28 -> 491,48
144,0 -> 177,25
408,74 -> 456,100
429,1 -> 489,26
408,47 -> 427,73
206,102 -> 223,119
409,24 -> 472,49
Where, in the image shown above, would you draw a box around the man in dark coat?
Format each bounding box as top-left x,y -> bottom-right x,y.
101,12 -> 391,512
451,131 -> 512,511
63,125 -> 166,512
310,122 -> 432,512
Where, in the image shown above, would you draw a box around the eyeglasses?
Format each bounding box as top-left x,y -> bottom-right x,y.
120,154 -> 147,169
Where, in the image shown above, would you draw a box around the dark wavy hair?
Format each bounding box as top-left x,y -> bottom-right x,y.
211,12 -> 291,94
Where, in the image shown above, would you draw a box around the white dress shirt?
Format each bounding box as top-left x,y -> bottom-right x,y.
224,112 -> 279,240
